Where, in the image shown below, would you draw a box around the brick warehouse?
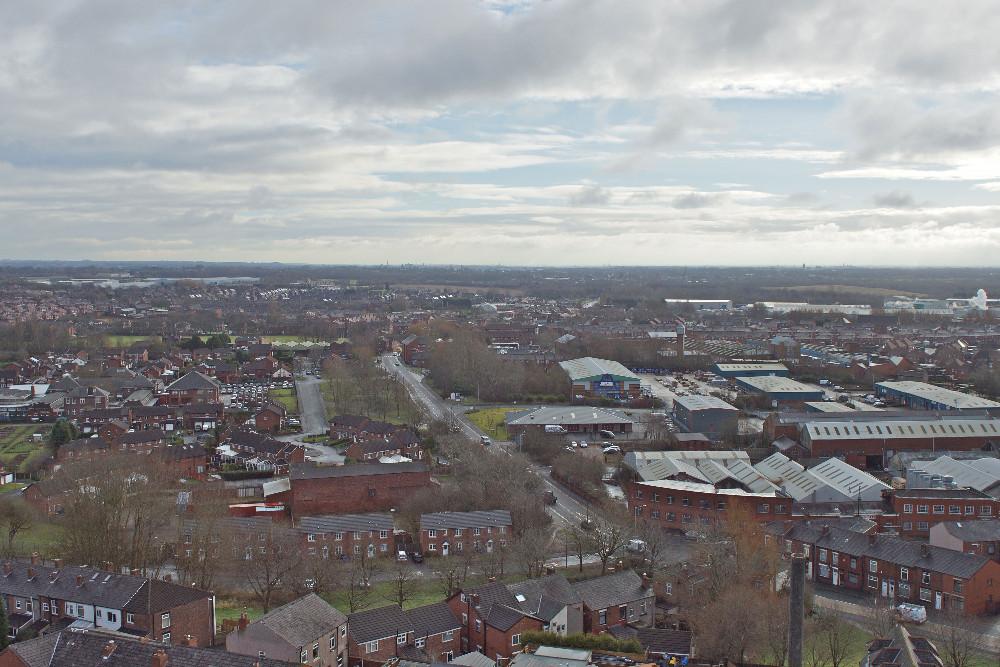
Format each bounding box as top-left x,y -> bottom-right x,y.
285,462 -> 432,519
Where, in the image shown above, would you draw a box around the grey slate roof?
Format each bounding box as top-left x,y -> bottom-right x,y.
251,593 -> 347,648
420,510 -> 512,532
934,520 -> 1000,542
5,631 -> 60,667
297,513 -> 394,535
291,462 -> 428,480
406,601 -> 461,638
571,570 -> 651,611
608,626 -> 693,656
465,581 -> 534,631
449,651 -> 497,667
349,604 -> 410,643
166,371 -> 221,392
506,574 -> 580,622
770,523 -> 994,579
38,630 -> 294,666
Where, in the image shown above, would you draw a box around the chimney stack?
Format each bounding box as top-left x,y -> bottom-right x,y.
920,544 -> 930,558
131,569 -> 141,577
787,554 -> 807,667
75,574 -> 84,587
869,534 -> 877,546
641,572 -> 652,590
3,562 -> 11,576
49,571 -> 58,583
30,552 -> 40,566
821,525 -> 830,536
237,611 -> 249,631
26,567 -> 35,580
53,558 -> 63,569
183,635 -> 198,647
102,640 -> 117,658
150,649 -> 169,667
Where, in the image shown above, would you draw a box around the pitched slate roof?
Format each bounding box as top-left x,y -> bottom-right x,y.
248,593 -> 347,648
4,630 -> 60,666
506,574 -> 580,622
608,626 -> 693,656
465,581 -> 533,632
297,513 -> 394,535
405,601 -> 461,638
166,371 -> 221,392
348,604 -> 410,643
934,520 -> 1000,542
30,629 -> 294,666
420,510 -> 512,532
571,570 -> 650,611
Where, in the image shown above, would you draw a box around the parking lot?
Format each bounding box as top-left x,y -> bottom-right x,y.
221,380 -> 297,417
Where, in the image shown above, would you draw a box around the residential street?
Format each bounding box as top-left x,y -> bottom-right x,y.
276,375 -> 344,464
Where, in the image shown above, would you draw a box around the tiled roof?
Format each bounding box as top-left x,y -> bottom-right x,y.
506,574 -> 580,622
405,601 -> 461,638
571,570 -> 650,611
290,462 -> 428,480
420,510 -> 512,531
348,604 -> 410,643
166,371 -> 220,392
297,513 -> 394,534
934,520 -> 1000,542
251,593 -> 347,648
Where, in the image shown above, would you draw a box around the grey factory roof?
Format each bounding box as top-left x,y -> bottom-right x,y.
909,456 -> 1000,494
672,394 -> 738,412
558,357 -> 639,382
807,457 -> 890,498
506,406 -> 635,427
933,520 -> 1000,542
290,461 -> 428,480
804,418 -> 1000,441
736,376 -> 823,395
715,362 -> 788,373
248,593 -> 347,648
420,510 -> 512,531
803,401 -> 857,413
624,449 -> 750,483
877,381 -> 1000,410
571,570 -> 650,611
297,513 -> 394,534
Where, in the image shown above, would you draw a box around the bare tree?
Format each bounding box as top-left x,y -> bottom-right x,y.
0,497 -> 34,558
762,591 -> 790,667
241,528 -> 302,612
817,611 -> 852,667
513,527 -> 550,579
172,496 -> 235,591
558,526 -> 589,573
587,512 -> 629,575
384,560 -> 418,608
345,552 -> 380,612
937,607 -> 985,667
287,552 -> 345,598
804,615 -> 832,667
864,597 -> 898,640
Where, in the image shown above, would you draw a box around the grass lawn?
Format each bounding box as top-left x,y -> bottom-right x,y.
12,521 -> 64,557
466,407 -> 515,440
269,387 -> 298,412
262,335 -> 317,343
0,424 -> 48,467
100,335 -> 162,347
323,577 -> 446,613
0,482 -> 26,493
321,378 -> 422,427
216,599 -> 265,624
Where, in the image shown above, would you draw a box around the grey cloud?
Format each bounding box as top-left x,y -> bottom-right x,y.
569,184 -> 611,207
872,191 -> 917,208
672,193 -> 724,209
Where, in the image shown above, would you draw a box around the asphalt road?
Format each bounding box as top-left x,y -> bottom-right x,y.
275,375 -> 345,464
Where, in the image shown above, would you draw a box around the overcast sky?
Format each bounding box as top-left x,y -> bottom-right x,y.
4,1 -> 1000,266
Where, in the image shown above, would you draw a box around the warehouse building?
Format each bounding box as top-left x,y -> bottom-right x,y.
672,395 -> 739,438
558,357 -> 641,400
875,381 -> 1000,412
663,298 -> 732,311
734,376 -> 825,405
506,406 -> 636,437
713,362 -> 789,378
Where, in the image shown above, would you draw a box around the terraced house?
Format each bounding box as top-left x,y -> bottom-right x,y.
347,602 -> 461,666
418,510 -> 512,557
296,513 -> 396,559
768,521 -> 1000,615
0,557 -> 216,646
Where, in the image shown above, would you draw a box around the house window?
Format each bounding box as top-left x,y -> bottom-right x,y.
717,500 -> 726,510
475,620 -> 482,633
415,637 -> 426,649
922,571 -> 931,585
868,575 -> 878,588
618,604 -> 627,618
379,530 -> 389,539
428,543 -> 437,551
917,522 -> 929,531
161,612 -> 171,628
368,489 -> 376,497
354,545 -> 361,554
965,506 -> 975,515
902,522 -> 913,532
163,633 -> 171,644
42,603 -> 49,612
954,579 -> 964,594
107,612 -> 117,623
757,503 -> 769,513
354,531 -> 362,539
917,505 -> 929,514
932,505 -> 945,514
445,652 -> 454,661
330,636 -> 337,651
651,510 -> 660,519
335,532 -> 343,541
598,609 -> 607,625
869,559 -> 878,572
666,496 -> 674,505
512,634 -> 521,647
380,543 -> 388,553
949,505 -> 961,515
473,528 -> 481,536
454,529 -> 463,537
919,588 -> 931,602
900,568 -> 908,581
903,503 -> 913,513
981,506 -> 993,516
819,549 -> 828,564
682,497 -> 690,507
635,489 -> 643,499
259,652 -> 267,659
428,529 -> 437,538
443,631 -> 454,642
308,534 -> 316,542
366,641 -> 379,654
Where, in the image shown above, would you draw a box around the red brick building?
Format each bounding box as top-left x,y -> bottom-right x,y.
62,386 -> 110,420
286,462 -> 432,519
296,513 -> 396,559
418,510 -> 512,557
767,521 -> 1000,616
572,570 -> 656,633
163,371 -> 221,406
888,488 -> 997,537
447,582 -> 543,661
930,521 -> 1000,562
347,602 -> 461,666
0,557 -> 216,645
628,479 -> 790,530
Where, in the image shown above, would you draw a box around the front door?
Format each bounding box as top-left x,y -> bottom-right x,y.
832,568 -> 839,586
935,592 -> 943,610
888,580 -> 895,598
442,541 -> 450,557
881,580 -> 888,597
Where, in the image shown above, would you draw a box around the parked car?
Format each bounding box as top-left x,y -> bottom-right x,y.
543,490 -> 557,505
602,445 -> 622,454
397,550 -> 409,561
410,551 -> 424,564
896,603 -> 927,624
626,538 -> 647,553
599,429 -> 616,439
480,435 -> 492,446
578,441 -> 588,448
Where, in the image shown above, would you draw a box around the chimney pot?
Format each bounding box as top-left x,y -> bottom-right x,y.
237,611 -> 249,631
920,544 -> 930,558
150,648 -> 169,667
30,552 -> 39,566
27,567 -> 35,580
184,634 -> 198,647
53,558 -> 63,569
76,574 -> 83,587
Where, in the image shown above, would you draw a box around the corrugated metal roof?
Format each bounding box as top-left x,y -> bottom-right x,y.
557,357 -> 639,382
877,381 -> 1000,409
805,418 -> 1000,441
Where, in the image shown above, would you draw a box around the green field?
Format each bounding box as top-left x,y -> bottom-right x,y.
466,407 -> 515,440
268,387 -> 298,412
10,521 -> 64,557
262,335 -> 315,343
99,335 -> 162,347
0,424 -> 48,467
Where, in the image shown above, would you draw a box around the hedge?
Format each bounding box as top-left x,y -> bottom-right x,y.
520,631 -> 643,655
218,469 -> 274,481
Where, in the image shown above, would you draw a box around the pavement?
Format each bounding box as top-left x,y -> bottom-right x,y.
274,375 -> 344,464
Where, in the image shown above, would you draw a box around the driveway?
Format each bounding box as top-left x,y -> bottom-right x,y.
276,375 -> 345,464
